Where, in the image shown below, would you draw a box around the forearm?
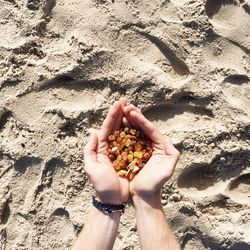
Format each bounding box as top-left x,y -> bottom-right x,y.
72,206 -> 121,250
133,194 -> 180,250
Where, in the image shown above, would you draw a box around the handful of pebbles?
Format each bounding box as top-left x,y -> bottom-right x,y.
107,127 -> 153,180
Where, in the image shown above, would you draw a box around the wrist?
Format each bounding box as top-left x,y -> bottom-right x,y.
92,196 -> 125,214
91,205 -> 122,221
132,192 -> 162,209
95,194 -> 124,205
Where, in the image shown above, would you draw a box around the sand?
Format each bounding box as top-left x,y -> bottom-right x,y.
0,0 -> 250,249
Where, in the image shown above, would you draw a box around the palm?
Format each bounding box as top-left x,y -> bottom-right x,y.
122,104 -> 180,198
94,148 -> 129,203
130,152 -> 175,196
84,99 -> 130,204
85,99 -> 179,204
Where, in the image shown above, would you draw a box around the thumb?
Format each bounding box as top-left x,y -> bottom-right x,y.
164,137 -> 180,157
84,132 -> 98,169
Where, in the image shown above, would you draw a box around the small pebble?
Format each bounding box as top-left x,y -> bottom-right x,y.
172,193 -> 182,202
220,157 -> 226,162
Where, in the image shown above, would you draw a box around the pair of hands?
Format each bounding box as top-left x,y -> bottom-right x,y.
84,98 -> 180,205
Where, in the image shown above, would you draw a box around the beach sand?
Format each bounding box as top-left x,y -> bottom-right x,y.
0,0 -> 250,249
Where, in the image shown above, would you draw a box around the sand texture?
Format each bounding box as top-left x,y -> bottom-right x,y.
0,0 -> 250,249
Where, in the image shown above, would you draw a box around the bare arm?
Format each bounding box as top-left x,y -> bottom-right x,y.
72,207 -> 121,250
72,99 -> 129,250
133,194 -> 180,250
123,104 -> 181,250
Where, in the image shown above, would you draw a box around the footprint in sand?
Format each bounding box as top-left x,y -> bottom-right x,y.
4,213 -> 35,249
34,158 -> 70,211
176,150 -> 249,198
221,74 -> 250,116
226,173 -> 250,205
205,0 -> 250,52
124,28 -> 190,82
143,103 -> 213,133
33,207 -> 75,249
9,156 -> 42,211
203,37 -> 249,74
39,158 -> 69,192
181,227 -> 221,250
0,156 -> 42,248
10,77 -> 107,126
134,30 -> 190,78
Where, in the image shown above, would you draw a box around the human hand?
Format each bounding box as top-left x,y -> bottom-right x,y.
122,104 -> 180,201
84,98 -> 129,204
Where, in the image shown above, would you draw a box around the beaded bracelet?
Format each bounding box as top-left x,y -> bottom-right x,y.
92,196 -> 126,214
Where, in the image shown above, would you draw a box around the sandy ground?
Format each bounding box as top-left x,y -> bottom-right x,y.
0,0 -> 250,249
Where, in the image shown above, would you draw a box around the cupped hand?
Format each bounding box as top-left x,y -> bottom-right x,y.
123,104 -> 180,199
84,98 -> 129,204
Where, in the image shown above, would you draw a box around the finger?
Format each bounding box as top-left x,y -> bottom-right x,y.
122,116 -> 132,127
118,176 -> 129,197
99,101 -> 121,142
113,97 -> 128,131
129,110 -> 163,143
123,106 -> 139,129
126,104 -> 142,114
164,137 -> 180,157
84,133 -> 98,168
124,104 -> 143,129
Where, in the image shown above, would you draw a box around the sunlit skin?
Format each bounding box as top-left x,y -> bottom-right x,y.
122,104 -> 180,199
85,100 -> 179,202
72,98 -> 180,250
83,98 -> 129,204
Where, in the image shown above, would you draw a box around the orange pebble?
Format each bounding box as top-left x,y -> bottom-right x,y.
107,127 -> 153,180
